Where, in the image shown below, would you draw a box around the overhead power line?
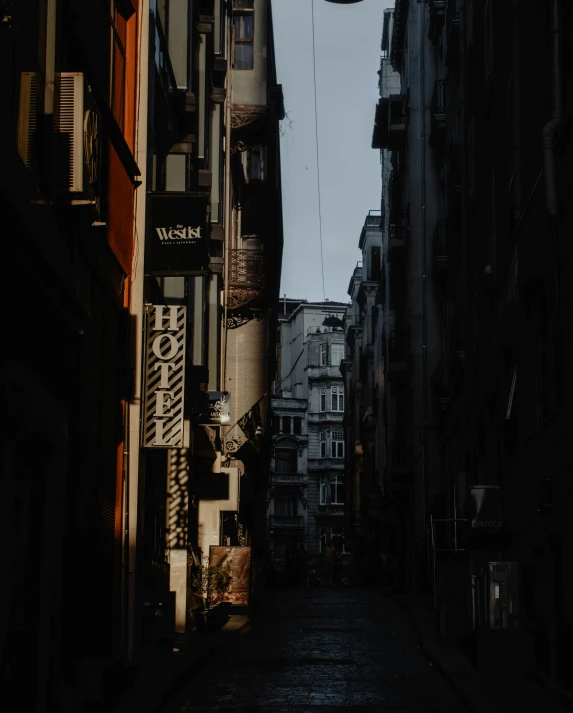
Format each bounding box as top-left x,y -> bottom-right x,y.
311,0 -> 326,301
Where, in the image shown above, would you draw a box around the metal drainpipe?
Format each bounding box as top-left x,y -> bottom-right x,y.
512,0 -> 521,222
542,0 -> 563,219
420,0 -> 429,566
221,11 -> 232,457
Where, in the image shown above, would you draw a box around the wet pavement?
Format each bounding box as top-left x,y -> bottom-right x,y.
162,588 -> 468,713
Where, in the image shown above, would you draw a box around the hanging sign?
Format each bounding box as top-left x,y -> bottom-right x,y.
142,305 -> 187,448
147,192 -> 209,275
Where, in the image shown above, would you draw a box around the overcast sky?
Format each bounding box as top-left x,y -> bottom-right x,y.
273,0 -> 390,303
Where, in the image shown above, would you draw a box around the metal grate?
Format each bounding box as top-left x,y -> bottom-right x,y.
228,249 -> 266,289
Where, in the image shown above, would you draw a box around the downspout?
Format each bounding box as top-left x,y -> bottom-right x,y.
420,0 -> 429,562
126,0 -> 150,664
221,8 -> 232,456
542,0 -> 562,219
511,0 -> 521,223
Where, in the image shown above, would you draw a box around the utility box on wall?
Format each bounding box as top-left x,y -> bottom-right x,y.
487,561 -> 519,630
470,561 -> 520,631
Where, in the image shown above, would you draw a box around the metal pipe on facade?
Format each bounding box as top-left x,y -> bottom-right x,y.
419,0 -> 429,556
542,0 -> 563,219
221,9 -> 232,455
126,0 -> 150,664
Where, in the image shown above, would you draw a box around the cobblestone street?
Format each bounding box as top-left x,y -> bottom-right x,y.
163,588 -> 467,713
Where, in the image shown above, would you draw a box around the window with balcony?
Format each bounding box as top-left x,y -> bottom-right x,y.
331,386 -> 344,412
331,344 -> 344,367
320,343 -> 328,367
233,12 -> 254,70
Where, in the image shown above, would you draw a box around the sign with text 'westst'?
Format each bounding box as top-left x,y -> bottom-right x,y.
142,305 -> 187,448
147,192 -> 209,274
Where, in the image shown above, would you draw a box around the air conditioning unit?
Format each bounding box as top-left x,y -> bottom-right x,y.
18,71 -> 101,201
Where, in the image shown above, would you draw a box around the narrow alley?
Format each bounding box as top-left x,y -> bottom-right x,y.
162,588 -> 466,713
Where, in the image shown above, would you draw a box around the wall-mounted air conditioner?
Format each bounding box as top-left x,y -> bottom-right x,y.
18,72 -> 101,200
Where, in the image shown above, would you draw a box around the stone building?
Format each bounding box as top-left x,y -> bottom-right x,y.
268,299 -> 348,575
346,0 -> 573,686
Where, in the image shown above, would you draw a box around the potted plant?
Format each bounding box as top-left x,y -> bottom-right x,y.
190,561 -> 232,632
210,561 -> 233,624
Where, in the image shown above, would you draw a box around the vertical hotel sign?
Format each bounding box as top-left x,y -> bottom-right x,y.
143,305 -> 186,448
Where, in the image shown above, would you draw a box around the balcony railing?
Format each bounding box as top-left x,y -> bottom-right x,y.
228,249 -> 266,289
445,0 -> 460,68
270,515 -> 304,528
429,0 -> 446,43
430,80 -> 446,148
365,211 -> 382,228
432,218 -> 449,267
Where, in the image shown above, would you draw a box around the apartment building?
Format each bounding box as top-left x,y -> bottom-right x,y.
0,0 -> 283,708
0,0 -> 144,708
269,300 -> 348,575
351,0 -> 573,685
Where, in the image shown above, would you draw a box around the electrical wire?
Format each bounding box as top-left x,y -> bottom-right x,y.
311,0 -> 326,301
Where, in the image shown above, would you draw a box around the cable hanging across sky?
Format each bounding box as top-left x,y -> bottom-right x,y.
311,0 -> 326,301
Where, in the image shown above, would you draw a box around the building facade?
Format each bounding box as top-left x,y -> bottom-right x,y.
0,0 -> 283,709
269,300 -> 348,577
345,0 -> 573,686
0,0 -> 144,709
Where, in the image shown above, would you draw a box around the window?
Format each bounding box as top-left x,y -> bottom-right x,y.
247,145 -> 266,181
319,343 -> 328,366
320,431 -> 327,458
233,12 -> 254,69
274,490 -> 298,517
370,246 -> 381,281
282,417 -> 291,434
319,475 -> 345,505
293,417 -> 302,435
274,448 -> 297,474
331,434 -> 344,459
320,387 -> 326,412
331,344 -> 344,368
331,474 -> 345,504
331,386 -> 344,412
319,527 -> 347,554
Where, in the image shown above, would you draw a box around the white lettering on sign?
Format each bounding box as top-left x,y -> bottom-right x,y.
155,225 -> 202,242
143,305 -> 186,448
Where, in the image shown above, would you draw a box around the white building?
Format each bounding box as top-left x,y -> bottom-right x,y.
268,299 -> 348,569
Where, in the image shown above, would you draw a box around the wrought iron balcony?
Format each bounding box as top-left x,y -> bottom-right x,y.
430,80 -> 446,148
388,95 -> 407,150
432,220 -> 449,282
445,1 -> 460,68
270,515 -> 304,529
429,0 -> 446,43
228,249 -> 266,290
